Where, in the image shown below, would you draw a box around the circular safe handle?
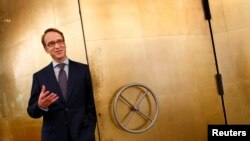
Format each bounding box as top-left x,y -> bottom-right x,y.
113,83 -> 159,133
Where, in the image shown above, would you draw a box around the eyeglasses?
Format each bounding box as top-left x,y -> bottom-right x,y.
46,39 -> 64,47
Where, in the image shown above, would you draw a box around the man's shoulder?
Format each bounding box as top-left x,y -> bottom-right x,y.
69,59 -> 88,67
33,63 -> 52,75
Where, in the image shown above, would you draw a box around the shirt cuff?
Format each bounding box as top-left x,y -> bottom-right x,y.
38,105 -> 48,111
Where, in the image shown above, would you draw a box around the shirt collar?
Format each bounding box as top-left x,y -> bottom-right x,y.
52,58 -> 69,68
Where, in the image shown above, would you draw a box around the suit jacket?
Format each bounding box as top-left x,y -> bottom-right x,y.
27,59 -> 97,141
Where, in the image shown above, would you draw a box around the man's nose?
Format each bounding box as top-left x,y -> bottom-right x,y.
54,43 -> 60,48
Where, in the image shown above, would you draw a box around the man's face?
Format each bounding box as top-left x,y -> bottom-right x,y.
44,31 -> 66,63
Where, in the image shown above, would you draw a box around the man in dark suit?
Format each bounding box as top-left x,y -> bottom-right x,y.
27,28 -> 97,141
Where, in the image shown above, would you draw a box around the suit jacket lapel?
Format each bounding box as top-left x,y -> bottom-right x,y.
66,60 -> 77,102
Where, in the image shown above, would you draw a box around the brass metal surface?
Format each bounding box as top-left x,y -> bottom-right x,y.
0,0 -> 250,141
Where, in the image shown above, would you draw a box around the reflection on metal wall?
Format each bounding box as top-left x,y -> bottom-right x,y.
1,0 -> 250,141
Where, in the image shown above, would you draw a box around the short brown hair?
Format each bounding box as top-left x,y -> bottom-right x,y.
41,28 -> 65,47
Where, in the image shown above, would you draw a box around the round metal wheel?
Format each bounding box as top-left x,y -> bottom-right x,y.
113,83 -> 159,133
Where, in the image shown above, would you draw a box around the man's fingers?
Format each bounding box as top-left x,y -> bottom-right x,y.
38,92 -> 59,108
45,93 -> 59,103
50,96 -> 59,103
40,90 -> 50,99
46,93 -> 56,99
41,85 -> 46,93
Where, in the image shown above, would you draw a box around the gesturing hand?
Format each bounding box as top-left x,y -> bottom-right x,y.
38,85 -> 59,109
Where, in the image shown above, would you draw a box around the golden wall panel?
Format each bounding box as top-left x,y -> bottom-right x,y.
82,0 -> 249,140
222,0 -> 250,30
209,0 -> 228,33
53,0 -> 80,25
156,0 -> 207,35
87,39 -> 153,103
211,0 -> 250,124
81,0 -> 143,40
229,29 -> 250,79
224,29 -> 250,123
87,34 -> 224,140
82,0 -> 210,41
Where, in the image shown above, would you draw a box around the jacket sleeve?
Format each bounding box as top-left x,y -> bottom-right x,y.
27,74 -> 45,118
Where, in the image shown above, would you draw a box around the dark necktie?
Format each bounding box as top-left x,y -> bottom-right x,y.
57,63 -> 67,99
